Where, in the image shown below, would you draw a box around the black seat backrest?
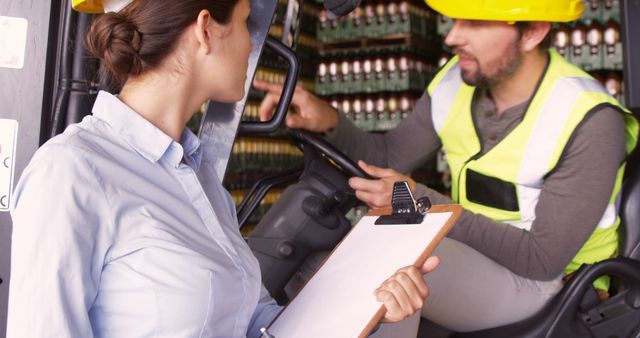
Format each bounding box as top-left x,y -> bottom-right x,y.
620,131 -> 640,260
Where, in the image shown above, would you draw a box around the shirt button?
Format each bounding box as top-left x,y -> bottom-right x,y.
489,134 -> 498,141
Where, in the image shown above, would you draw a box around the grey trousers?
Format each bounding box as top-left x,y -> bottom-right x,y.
371,237 -> 564,337
287,237 -> 564,337
421,238 -> 564,332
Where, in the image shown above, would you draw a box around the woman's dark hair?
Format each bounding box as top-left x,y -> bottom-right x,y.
86,0 -> 241,87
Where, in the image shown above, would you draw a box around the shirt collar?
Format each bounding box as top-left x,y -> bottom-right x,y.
91,91 -> 202,171
477,88 -> 530,119
180,128 -> 203,171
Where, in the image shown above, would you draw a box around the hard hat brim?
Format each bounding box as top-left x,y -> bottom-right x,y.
425,0 -> 584,23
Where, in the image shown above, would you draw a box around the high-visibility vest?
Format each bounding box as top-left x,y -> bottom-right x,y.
428,49 -> 638,289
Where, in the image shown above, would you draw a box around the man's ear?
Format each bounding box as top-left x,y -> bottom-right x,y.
193,9 -> 231,54
520,22 -> 552,52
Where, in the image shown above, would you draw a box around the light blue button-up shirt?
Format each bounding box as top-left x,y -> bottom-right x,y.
8,91 -> 281,338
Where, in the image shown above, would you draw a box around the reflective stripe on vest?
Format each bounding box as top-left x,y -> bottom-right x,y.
430,60 -> 463,134
515,76 -> 617,231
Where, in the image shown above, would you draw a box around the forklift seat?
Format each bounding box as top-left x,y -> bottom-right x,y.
452,135 -> 640,338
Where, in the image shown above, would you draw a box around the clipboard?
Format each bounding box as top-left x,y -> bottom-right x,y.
266,204 -> 462,338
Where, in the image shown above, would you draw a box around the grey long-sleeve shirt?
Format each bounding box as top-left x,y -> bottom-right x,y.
326,89 -> 626,281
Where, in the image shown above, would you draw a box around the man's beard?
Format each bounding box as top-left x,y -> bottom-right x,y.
457,39 -> 523,88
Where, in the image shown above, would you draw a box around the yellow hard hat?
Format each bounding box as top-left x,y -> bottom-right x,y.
425,0 -> 584,22
72,0 -> 133,13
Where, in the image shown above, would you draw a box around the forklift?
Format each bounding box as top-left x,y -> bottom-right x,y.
1,0 -> 640,336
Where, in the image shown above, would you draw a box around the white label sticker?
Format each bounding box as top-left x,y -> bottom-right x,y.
0,119 -> 18,212
0,16 -> 28,69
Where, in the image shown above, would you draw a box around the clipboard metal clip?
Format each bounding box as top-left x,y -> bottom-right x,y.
375,181 -> 432,225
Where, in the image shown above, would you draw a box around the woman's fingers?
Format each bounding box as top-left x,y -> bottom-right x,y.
377,258 -> 438,323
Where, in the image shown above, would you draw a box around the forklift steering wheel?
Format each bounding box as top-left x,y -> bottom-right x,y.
290,129 -> 374,180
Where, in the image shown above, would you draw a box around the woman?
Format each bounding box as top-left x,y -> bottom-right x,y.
7,0 -> 438,337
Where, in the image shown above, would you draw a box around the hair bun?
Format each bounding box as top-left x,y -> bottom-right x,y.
86,12 -> 143,84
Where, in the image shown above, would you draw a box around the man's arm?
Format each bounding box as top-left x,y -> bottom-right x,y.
326,92 -> 441,174
254,79 -> 441,175
416,107 -> 627,280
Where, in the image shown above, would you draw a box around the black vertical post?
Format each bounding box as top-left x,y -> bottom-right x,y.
64,11 -> 99,128
621,0 -> 640,112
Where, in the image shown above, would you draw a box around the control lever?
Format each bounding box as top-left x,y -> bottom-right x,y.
302,190 -> 355,229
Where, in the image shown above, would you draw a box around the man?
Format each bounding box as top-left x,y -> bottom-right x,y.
255,0 -> 638,332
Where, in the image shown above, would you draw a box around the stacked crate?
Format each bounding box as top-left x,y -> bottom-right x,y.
553,0 -> 625,103
315,0 -> 440,133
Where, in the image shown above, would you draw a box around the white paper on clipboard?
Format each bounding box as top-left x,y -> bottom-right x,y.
267,207 -> 459,338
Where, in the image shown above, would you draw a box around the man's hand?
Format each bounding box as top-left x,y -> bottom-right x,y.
348,161 -> 417,209
376,256 -> 439,323
253,80 -> 339,133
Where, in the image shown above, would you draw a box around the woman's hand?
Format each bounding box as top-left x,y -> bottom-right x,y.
348,161 -> 417,209
375,256 -> 439,323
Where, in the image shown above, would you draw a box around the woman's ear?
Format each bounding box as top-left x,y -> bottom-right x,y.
193,9 -> 231,55
521,22 -> 552,52
194,10 -> 213,54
